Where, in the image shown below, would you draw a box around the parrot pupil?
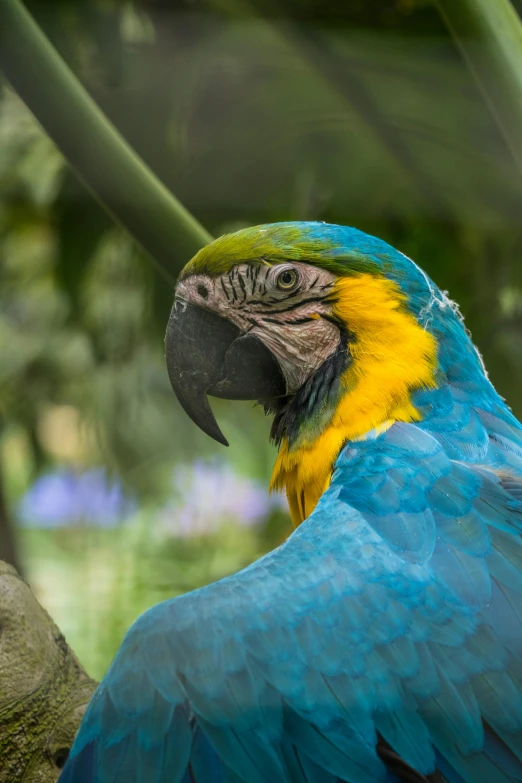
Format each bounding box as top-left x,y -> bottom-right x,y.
278,269 -> 297,289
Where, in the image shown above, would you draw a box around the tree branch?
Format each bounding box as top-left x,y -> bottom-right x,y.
0,561 -> 97,782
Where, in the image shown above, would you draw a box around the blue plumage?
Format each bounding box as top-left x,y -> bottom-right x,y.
60,223 -> 522,783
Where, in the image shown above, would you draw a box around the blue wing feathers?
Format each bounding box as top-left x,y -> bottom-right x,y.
435,752 -> 468,783
488,530 -> 522,592
374,708 -> 435,774
62,396 -> 522,783
59,743 -> 95,783
429,540 -> 491,608
189,726 -> 225,783
284,711 -> 383,783
473,671 -> 522,734
481,733 -> 522,782
283,741 -> 344,783
501,480 -> 522,501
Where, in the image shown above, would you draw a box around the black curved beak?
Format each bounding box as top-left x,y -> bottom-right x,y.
165,299 -> 286,446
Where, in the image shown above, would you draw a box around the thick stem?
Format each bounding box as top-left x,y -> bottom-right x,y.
435,0 -> 522,175
0,0 -> 212,280
0,562 -> 97,782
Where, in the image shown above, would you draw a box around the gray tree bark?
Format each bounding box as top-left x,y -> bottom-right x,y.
0,561 -> 97,782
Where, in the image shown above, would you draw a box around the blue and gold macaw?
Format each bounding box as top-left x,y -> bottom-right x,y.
60,222 -> 522,783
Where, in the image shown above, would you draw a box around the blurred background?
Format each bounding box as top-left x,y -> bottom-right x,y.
1,0 -> 522,681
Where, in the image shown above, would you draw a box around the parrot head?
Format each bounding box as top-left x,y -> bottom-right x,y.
166,221 -> 482,523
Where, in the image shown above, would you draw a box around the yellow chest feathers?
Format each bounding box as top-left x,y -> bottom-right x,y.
269,274 -> 438,526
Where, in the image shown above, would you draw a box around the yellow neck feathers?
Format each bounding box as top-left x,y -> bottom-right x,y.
270,273 -> 438,526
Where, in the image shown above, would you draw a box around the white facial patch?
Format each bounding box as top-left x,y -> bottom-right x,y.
176,262 -> 342,395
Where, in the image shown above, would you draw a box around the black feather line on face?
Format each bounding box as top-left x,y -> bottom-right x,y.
260,316 -> 315,325
237,271 -> 247,301
220,278 -> 230,301
250,294 -> 336,315
265,323 -> 351,447
228,270 -> 238,301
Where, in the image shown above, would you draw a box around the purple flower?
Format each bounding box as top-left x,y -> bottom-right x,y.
159,460 -> 286,537
18,468 -> 135,528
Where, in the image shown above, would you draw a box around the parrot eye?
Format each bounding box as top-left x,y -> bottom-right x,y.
275,267 -> 299,292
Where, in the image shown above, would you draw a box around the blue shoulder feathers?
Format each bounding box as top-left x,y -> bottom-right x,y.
61,395 -> 522,783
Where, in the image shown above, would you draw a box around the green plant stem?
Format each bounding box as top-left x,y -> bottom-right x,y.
0,452 -> 21,574
0,0 -> 212,280
435,0 -> 522,175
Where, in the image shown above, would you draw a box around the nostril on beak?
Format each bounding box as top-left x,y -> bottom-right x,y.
174,297 -> 188,316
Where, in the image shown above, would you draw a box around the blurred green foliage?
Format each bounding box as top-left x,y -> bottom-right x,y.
1,0 -> 522,675
21,505 -> 288,680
